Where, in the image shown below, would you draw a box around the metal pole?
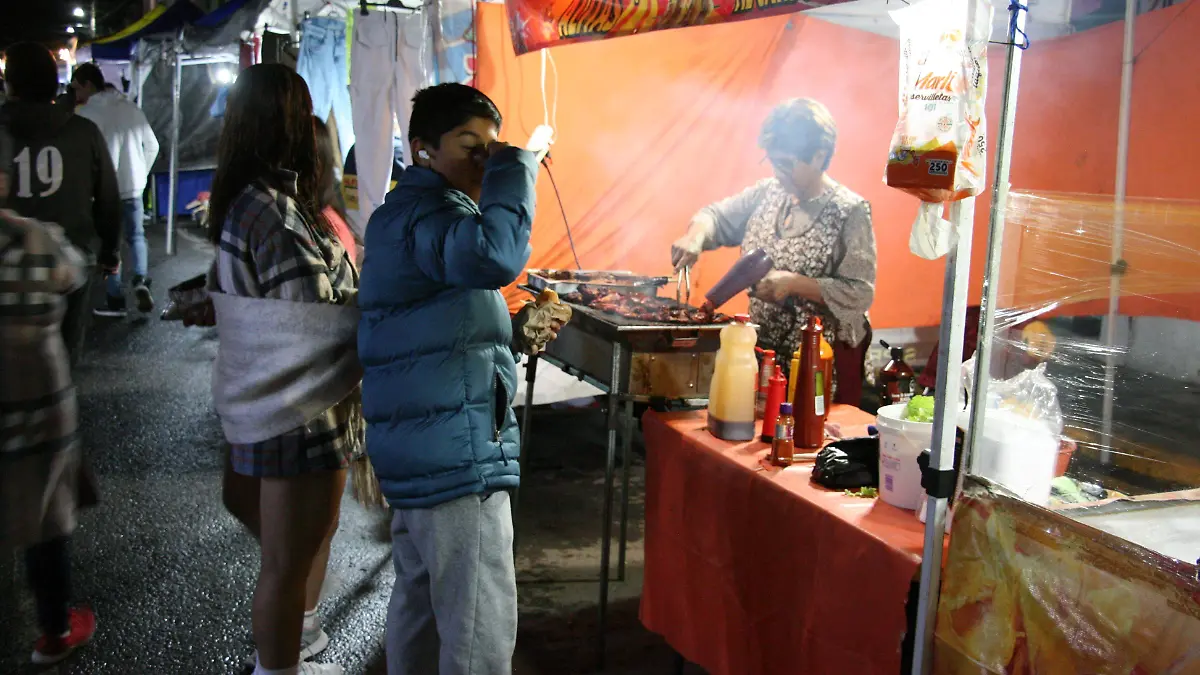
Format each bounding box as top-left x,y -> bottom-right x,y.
966,7 -> 1029,475
597,343 -> 623,670
911,198 -> 975,675
513,355 -> 539,554
617,398 -> 634,581
166,36 -> 182,255
913,4 -> 1027,673
1100,0 -> 1137,465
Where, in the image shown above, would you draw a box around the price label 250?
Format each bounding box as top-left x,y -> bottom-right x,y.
926,159 -> 952,177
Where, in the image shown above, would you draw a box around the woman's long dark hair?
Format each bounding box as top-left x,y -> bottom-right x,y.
312,116 -> 352,228
207,64 -> 321,244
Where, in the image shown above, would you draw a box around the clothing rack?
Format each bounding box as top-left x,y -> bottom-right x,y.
359,0 -> 424,15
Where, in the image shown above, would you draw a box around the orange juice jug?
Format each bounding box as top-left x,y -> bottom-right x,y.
708,315 -> 758,441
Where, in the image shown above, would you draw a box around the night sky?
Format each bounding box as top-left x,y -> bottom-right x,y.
0,0 -> 145,51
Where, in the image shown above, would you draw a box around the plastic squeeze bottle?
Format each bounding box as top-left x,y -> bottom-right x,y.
760,365 -> 787,443
755,349 -> 776,418
819,333 -> 834,418
702,248 -> 774,312
708,315 -> 759,441
793,318 -> 825,449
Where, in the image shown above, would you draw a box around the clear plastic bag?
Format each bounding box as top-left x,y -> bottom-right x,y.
886,0 -> 993,259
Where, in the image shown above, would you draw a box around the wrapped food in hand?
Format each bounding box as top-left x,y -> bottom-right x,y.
517,289 -> 572,355
885,0 -> 993,259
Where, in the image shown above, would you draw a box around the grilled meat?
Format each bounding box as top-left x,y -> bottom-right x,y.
563,286 -> 728,325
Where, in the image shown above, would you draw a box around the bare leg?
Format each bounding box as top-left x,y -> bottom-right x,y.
223,448 -> 261,540
254,470 -> 343,669
305,469 -> 346,612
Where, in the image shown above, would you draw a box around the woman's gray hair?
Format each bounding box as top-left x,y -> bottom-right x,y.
758,98 -> 838,171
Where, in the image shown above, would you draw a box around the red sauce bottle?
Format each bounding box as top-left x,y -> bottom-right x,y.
760,365 -> 787,443
793,317 -> 825,449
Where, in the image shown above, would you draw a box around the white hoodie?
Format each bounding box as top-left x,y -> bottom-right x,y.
76,91 -> 160,200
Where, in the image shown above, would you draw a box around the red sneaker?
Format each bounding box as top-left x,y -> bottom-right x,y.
31,606 -> 97,665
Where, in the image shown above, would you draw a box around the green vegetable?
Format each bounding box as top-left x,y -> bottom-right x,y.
844,487 -> 879,499
904,395 -> 936,423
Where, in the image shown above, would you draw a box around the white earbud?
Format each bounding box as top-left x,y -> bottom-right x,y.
418,150 -> 431,160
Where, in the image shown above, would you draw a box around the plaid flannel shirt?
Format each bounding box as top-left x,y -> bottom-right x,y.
212,172 -> 359,474
0,211 -> 87,457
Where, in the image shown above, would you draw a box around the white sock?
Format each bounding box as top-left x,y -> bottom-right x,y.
253,655 -> 299,675
302,609 -> 319,633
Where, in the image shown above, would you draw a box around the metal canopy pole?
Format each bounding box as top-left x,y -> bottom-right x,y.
911,3 -> 1027,673
166,32 -> 183,255
1100,0 -> 1138,464
966,7 -> 1029,473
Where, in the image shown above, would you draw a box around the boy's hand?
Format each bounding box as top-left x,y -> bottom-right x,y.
487,141 -> 516,158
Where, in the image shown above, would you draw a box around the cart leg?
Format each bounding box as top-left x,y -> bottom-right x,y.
617,398 -> 634,581
598,345 -> 622,670
513,355 -> 538,557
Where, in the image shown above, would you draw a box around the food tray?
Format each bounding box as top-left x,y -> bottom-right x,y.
526,269 -> 670,296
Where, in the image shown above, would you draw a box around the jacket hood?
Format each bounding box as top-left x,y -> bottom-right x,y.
1,101 -> 75,141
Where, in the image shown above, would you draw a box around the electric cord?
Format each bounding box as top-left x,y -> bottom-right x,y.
541,156 -> 581,270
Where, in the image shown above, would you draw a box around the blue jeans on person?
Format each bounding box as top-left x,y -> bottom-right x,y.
106,198 -> 147,298
298,16 -> 355,159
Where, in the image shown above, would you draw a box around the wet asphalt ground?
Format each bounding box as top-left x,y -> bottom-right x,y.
0,224 -> 699,675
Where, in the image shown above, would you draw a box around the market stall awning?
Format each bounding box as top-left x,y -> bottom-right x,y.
90,0 -> 205,60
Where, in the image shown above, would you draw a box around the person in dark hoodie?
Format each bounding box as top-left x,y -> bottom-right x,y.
1,43 -> 121,366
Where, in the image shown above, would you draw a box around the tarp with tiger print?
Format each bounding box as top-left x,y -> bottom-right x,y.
504,0 -> 854,54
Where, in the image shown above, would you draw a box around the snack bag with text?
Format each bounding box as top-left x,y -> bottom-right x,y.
886,0 -> 993,259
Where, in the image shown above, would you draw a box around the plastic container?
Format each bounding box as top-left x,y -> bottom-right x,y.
819,333 -> 834,415
967,407 -> 1058,506
770,402 -> 795,467
708,315 -> 759,441
703,248 -> 773,311
875,403 -> 932,510
761,365 -> 787,442
878,340 -> 916,405
755,349 -> 776,418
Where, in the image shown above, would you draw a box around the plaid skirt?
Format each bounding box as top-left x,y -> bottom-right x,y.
227,397 -> 357,478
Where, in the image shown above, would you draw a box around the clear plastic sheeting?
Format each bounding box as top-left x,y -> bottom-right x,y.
933,478 -> 1200,675
967,190 -> 1200,549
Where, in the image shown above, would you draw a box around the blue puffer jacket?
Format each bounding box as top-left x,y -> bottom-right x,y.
358,148 -> 538,509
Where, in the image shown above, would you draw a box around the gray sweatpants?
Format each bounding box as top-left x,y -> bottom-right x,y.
386,491 -> 517,675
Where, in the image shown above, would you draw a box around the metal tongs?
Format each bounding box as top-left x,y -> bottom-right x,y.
675,265 -> 692,307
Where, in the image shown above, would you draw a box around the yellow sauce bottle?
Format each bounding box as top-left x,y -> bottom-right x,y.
708,315 -> 759,441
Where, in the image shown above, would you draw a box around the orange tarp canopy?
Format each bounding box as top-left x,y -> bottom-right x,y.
476,1 -> 1200,328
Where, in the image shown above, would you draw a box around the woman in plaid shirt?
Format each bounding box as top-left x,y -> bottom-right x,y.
206,65 -> 358,675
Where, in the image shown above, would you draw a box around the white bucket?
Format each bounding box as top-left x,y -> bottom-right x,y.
875,403 -> 933,511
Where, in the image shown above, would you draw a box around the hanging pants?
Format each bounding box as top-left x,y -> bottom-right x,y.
350,9 -> 434,225
297,16 -> 356,162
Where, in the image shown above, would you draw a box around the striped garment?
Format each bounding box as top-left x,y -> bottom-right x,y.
212,171 -> 360,478
0,210 -> 91,547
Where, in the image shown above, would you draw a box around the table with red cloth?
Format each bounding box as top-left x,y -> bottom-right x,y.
639,405 -> 927,675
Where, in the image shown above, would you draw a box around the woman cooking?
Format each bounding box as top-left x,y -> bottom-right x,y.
671,98 -> 876,405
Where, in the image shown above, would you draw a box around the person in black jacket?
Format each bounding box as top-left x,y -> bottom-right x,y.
1,42 -> 122,366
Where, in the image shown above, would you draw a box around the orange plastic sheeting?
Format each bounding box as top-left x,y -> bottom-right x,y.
639,406 -> 925,675
477,1 -> 1200,327
933,481 -> 1200,674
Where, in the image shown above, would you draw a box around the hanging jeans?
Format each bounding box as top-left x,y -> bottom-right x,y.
351,9 -> 435,224
298,17 -> 355,163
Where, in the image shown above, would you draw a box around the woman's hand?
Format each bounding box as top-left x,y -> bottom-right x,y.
670,231 -> 705,271
751,271 -> 823,305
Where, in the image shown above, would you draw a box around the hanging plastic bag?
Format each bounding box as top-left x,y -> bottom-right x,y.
886,0 -> 994,259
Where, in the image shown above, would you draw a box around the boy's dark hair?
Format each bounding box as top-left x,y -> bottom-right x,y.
3,43 -> 60,104
408,83 -> 501,147
73,62 -> 106,91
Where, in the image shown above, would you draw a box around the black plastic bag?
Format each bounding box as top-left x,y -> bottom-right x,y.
812,436 -> 879,490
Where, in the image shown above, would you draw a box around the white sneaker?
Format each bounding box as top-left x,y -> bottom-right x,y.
298,662 -> 344,675
243,626 -> 330,668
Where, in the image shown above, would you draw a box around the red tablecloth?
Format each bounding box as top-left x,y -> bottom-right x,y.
639,406 -> 926,675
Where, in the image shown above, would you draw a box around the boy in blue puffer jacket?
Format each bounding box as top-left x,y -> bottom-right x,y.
358,83 -> 541,675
